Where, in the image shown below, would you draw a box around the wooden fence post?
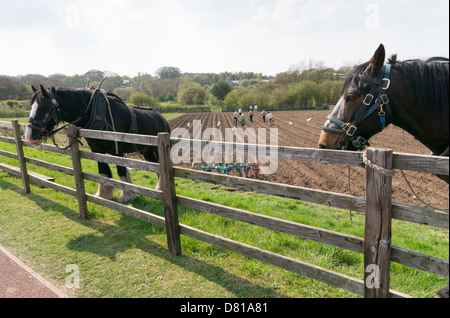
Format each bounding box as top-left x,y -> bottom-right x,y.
12,120 -> 30,193
364,148 -> 394,298
68,125 -> 88,219
157,132 -> 182,256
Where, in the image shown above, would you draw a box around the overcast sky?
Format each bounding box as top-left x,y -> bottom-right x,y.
1,0 -> 448,77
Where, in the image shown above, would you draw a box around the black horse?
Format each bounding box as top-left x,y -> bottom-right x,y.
26,84 -> 170,203
318,44 -> 448,298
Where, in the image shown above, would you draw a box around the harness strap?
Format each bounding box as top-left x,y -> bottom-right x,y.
126,104 -> 138,134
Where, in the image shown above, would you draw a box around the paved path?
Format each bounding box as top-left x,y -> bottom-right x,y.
0,244 -> 68,298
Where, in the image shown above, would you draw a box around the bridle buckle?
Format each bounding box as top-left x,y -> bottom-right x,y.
346,125 -> 357,136
363,94 -> 374,106
380,94 -> 389,104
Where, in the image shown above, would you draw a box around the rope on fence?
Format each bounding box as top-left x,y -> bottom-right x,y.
363,151 -> 449,212
362,152 -> 395,177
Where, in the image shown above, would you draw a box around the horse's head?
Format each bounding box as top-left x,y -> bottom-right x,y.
25,85 -> 61,146
318,44 -> 393,151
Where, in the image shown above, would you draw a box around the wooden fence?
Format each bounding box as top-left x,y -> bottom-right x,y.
0,119 -> 448,298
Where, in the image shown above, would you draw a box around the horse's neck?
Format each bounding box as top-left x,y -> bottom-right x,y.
56,89 -> 90,123
391,103 -> 449,156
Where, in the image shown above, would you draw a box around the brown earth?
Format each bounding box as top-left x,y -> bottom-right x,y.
168,110 -> 449,210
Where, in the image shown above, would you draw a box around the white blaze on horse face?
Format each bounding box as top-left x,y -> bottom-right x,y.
25,100 -> 42,145
29,100 -> 39,120
323,96 -> 345,130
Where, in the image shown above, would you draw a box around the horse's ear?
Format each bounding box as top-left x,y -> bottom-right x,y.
40,84 -> 50,98
31,85 -> 37,93
368,44 -> 385,75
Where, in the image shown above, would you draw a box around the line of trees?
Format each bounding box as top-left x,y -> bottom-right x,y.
1,61 -> 351,111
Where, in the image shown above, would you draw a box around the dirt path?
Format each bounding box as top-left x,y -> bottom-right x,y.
0,244 -> 68,298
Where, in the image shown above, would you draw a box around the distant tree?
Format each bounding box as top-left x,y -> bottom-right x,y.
156,66 -> 182,80
179,86 -> 206,105
211,81 -> 232,101
223,87 -> 248,107
129,92 -> 158,107
113,87 -> 134,102
0,76 -> 30,100
295,80 -> 321,108
193,93 -> 204,105
318,80 -> 344,106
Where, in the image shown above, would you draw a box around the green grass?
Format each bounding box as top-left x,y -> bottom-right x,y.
0,129 -> 448,298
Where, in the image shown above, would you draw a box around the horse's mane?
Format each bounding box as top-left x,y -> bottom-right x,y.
388,54 -> 449,113
54,87 -> 92,109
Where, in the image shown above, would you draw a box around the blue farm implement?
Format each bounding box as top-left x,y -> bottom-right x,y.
194,162 -> 259,178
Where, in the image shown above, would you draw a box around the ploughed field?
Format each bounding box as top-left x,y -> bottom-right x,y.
168,110 -> 449,210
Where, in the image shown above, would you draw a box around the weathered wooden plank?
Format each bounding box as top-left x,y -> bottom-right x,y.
176,194 -> 448,276
364,148 -> 394,298
24,172 -> 77,197
2,121 -> 448,174
0,163 -> 55,183
78,128 -> 158,146
0,136 -> 15,144
391,246 -> 449,278
0,121 -> 12,129
0,149 -> 18,159
83,172 -> 162,201
175,167 -> 448,229
392,203 -> 449,229
174,167 -> 366,212
179,223 -> 410,298
393,152 -> 449,176
25,157 -> 74,176
158,132 -> 182,256
176,195 -> 365,253
80,151 -> 160,173
86,194 -> 166,229
171,137 -> 448,174
22,140 -> 72,155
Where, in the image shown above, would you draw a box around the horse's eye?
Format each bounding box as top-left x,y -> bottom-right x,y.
346,95 -> 356,103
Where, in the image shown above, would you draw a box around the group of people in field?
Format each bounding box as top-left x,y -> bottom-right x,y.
233,105 -> 274,127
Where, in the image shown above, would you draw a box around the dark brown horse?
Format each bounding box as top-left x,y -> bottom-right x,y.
318,44 -> 448,297
26,84 -> 170,203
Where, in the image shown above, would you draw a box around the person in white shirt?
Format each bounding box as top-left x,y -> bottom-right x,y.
267,112 -> 274,126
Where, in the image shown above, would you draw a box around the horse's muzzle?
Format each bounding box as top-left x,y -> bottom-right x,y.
318,131 -> 344,150
25,125 -> 43,146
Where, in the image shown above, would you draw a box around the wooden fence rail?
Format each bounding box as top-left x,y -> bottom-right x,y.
0,120 -> 448,298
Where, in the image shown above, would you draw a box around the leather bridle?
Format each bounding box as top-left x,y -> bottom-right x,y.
27,91 -> 83,138
322,64 -> 392,150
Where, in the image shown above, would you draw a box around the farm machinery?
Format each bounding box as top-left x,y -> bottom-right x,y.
194,162 -> 259,178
